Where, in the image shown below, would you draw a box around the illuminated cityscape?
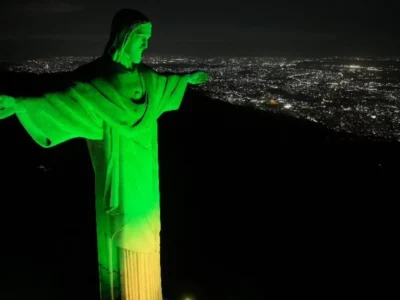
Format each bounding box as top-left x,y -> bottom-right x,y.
1,55 -> 399,141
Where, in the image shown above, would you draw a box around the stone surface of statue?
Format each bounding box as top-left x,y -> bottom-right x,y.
0,8 -> 209,300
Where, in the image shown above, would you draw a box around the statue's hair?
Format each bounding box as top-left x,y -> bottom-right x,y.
103,9 -> 150,60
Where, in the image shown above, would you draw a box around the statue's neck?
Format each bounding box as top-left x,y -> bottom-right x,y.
118,62 -> 141,72
117,58 -> 134,70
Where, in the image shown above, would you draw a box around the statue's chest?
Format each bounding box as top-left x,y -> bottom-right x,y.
111,72 -> 145,101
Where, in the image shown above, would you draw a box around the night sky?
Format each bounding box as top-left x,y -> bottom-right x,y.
0,0 -> 399,60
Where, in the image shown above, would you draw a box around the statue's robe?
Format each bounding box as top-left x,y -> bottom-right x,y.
7,57 -> 188,300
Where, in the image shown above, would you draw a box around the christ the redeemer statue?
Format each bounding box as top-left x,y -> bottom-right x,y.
0,9 -> 209,300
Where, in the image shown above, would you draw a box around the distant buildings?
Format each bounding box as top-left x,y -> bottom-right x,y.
6,55 -> 400,141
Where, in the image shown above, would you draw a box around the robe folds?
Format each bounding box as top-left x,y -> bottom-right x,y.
11,58 -> 188,299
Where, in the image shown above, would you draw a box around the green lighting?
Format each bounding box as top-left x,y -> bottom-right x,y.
1,8 -> 209,300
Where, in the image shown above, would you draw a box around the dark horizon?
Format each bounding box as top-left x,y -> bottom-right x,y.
1,43 -> 399,63
0,0 -> 399,61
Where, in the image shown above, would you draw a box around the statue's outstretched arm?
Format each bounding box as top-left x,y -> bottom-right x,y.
1,68 -> 151,147
155,70 -> 209,85
0,95 -> 18,119
0,70 -> 106,148
0,69 -> 86,118
145,65 -> 209,115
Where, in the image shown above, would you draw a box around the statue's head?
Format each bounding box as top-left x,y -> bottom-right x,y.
124,22 -> 152,64
103,9 -> 152,67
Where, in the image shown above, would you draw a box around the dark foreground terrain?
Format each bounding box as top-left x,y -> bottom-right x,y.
0,88 -> 398,299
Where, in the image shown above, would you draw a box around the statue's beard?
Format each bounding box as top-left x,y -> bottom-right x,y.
132,51 -> 143,63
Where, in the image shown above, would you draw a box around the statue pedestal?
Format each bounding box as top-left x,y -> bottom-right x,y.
99,248 -> 162,300
119,250 -> 162,300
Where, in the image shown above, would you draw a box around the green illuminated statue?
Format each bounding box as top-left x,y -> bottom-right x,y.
0,9 -> 209,300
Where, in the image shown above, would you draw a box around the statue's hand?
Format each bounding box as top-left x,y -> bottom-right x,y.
187,71 -> 210,85
0,95 -> 17,119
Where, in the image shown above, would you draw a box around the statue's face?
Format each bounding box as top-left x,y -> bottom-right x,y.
125,22 -> 152,64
